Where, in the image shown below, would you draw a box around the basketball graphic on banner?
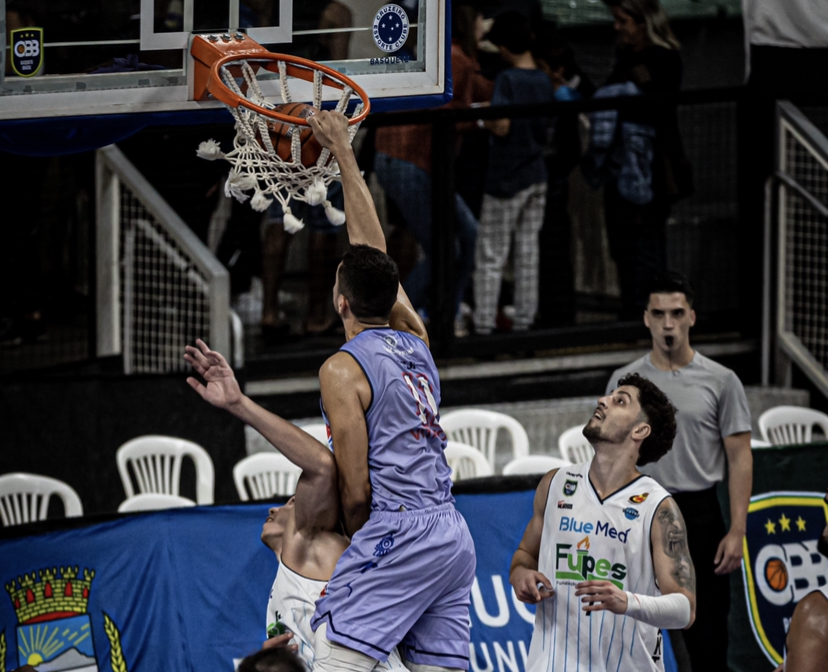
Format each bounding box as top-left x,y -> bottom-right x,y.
764,558 -> 788,592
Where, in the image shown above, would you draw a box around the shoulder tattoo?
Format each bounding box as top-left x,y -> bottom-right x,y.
657,504 -> 696,593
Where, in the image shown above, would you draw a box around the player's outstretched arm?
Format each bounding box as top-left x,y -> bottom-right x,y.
510,469 -> 556,604
319,351 -> 372,537
184,339 -> 339,533
308,111 -> 428,344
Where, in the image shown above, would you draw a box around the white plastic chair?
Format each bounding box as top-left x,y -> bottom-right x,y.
234,452 -> 302,500
444,441 -> 494,481
502,455 -> 572,476
750,439 -> 773,449
759,406 -> 828,445
0,473 -> 83,526
558,425 -> 595,464
440,409 -> 530,470
297,423 -> 330,449
118,493 -> 197,513
116,435 -> 215,505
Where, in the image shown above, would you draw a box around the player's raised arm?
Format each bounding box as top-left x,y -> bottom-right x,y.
308,111 -> 384,252
510,469 -> 556,604
184,339 -> 339,533
309,111 -> 427,343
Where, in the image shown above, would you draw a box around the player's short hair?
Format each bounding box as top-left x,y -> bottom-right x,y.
617,372 -> 677,466
646,271 -> 695,308
237,648 -> 304,672
485,11 -> 533,54
338,244 -> 399,321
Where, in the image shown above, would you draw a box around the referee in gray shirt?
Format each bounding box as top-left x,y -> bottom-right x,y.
607,272 -> 752,672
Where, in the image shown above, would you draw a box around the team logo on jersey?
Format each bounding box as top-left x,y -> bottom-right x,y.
563,480 -> 578,497
559,516 -> 630,543
557,500 -> 573,510
629,493 -> 649,505
623,507 -> 640,521
372,4 -> 409,54
742,492 -> 828,666
374,533 -> 395,557
10,28 -> 44,77
554,541 -> 627,586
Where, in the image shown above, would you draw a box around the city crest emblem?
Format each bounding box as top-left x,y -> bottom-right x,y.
10,27 -> 44,77
742,492 -> 828,666
3,565 -> 129,672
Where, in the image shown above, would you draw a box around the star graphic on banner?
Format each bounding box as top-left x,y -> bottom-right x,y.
765,519 -> 776,534
779,513 -> 791,532
796,516 -> 807,531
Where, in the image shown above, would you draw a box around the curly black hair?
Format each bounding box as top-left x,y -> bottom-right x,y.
338,244 -> 399,321
238,648 -> 305,672
617,372 -> 677,466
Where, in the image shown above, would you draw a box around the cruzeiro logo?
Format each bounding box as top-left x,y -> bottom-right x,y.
555,538 -> 627,587
372,4 -> 410,53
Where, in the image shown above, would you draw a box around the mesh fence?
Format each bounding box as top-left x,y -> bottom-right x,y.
781,118 -> 828,370
120,187 -> 213,373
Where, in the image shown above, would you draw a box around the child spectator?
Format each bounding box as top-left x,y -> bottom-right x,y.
473,11 -> 554,334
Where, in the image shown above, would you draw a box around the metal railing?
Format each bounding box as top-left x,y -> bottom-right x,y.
96,145 -> 232,373
770,102 -> 828,396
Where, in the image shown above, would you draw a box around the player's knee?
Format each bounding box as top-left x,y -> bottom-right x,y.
792,591 -> 828,625
313,622 -> 380,672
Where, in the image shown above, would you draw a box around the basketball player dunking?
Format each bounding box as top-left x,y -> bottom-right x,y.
511,373 -> 697,671
304,111 -> 476,672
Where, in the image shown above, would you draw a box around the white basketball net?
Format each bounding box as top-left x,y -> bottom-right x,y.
197,59 -> 364,233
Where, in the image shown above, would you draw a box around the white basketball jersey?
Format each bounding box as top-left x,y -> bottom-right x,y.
526,462 -> 671,672
266,562 -> 407,671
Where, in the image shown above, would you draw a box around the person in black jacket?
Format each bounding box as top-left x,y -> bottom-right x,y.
601,0 -> 687,320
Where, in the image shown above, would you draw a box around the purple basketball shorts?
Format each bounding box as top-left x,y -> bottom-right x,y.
311,503 -> 476,669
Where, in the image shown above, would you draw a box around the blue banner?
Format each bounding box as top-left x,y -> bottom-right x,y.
0,491 -> 676,672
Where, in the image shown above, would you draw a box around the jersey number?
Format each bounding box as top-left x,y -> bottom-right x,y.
402,373 -> 443,440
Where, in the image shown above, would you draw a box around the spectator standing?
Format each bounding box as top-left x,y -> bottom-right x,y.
472,11 -> 554,334
598,0 -> 687,319
607,272 -> 753,672
374,3 -> 492,323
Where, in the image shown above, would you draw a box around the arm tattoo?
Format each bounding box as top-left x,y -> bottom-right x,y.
658,506 -> 696,593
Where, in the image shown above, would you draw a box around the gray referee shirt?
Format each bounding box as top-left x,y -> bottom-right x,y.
606,352 -> 752,493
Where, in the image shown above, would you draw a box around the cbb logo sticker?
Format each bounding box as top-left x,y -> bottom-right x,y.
372,4 -> 409,54
10,27 -> 44,77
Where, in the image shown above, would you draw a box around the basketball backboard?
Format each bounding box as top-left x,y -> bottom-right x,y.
0,0 -> 447,120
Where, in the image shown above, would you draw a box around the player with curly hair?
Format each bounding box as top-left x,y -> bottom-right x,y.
510,373 -> 696,671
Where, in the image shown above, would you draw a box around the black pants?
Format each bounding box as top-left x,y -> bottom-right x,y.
671,486 -> 731,672
604,185 -> 670,319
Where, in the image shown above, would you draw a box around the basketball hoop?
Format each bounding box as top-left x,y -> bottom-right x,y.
191,34 -> 370,232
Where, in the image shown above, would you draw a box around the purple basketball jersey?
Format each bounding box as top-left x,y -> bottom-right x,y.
332,327 -> 453,511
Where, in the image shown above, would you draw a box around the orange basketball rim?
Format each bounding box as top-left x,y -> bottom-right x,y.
191,33 -> 371,125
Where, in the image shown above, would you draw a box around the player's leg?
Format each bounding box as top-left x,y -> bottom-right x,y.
512,182 -> 547,331
314,622 -> 384,672
473,194 -> 516,334
399,509 -> 476,671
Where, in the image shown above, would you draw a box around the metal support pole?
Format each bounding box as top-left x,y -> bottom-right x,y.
430,119 -> 457,358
